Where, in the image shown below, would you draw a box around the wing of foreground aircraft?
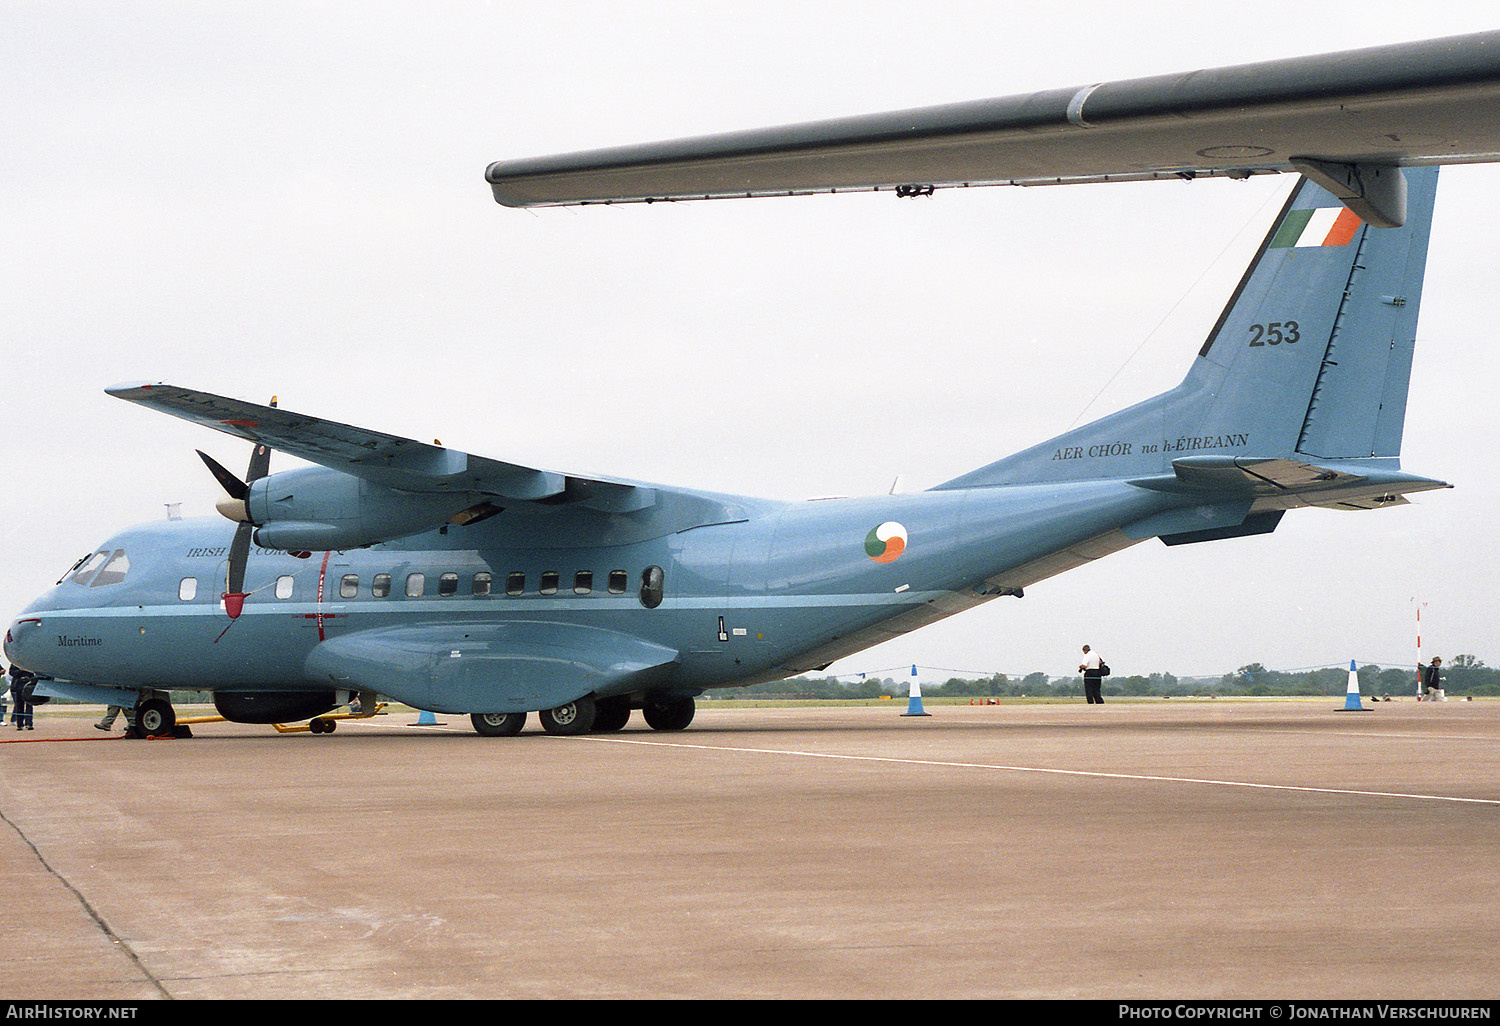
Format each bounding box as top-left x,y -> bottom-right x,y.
487,29 -> 1500,227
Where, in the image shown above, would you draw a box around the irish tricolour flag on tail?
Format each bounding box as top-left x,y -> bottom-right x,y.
1270,205 -> 1363,248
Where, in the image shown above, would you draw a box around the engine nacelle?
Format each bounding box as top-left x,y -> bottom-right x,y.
243,466 -> 475,551
214,690 -> 340,724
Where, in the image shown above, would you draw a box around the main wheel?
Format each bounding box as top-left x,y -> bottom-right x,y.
471,711 -> 526,737
136,697 -> 176,737
591,699 -> 631,733
538,696 -> 596,736
642,696 -> 695,731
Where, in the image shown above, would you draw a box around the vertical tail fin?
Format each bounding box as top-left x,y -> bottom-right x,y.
940,167 -> 1439,489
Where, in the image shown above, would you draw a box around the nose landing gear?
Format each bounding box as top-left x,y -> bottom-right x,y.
130,694 -> 187,738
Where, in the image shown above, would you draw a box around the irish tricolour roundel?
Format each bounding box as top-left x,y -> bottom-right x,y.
864,521 -> 907,563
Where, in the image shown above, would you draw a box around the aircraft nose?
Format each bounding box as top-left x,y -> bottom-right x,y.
3,617 -> 43,669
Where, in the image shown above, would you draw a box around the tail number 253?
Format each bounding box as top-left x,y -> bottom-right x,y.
1248,320 -> 1300,346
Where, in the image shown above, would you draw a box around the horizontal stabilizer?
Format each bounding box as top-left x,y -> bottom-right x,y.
1171,456 -> 1363,492
1130,456 -> 1449,510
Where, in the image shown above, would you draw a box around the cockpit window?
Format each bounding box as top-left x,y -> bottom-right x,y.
92,549 -> 130,587
75,549 -> 131,588
65,550 -> 109,587
67,549 -> 131,588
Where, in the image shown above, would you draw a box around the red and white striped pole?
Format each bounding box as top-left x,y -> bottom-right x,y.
1415,600 -> 1426,699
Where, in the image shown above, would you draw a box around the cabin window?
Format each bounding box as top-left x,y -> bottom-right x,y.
539,571 -> 559,596
574,571 -> 593,595
439,572 -> 459,597
91,549 -> 130,588
405,573 -> 425,598
340,574 -> 359,599
472,572 -> 492,597
607,570 -> 628,595
372,573 -> 391,598
178,578 -> 198,601
639,565 -> 664,609
505,571 -> 525,596
275,575 -> 295,600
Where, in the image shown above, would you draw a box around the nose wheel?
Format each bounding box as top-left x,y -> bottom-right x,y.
135,696 -> 176,738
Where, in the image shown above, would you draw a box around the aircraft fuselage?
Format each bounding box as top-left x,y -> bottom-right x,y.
6,478 -> 1167,709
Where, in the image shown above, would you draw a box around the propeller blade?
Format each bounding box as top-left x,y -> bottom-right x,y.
222,521 -> 253,619
244,397 -> 275,483
197,450 -> 248,501
246,441 -> 271,484
206,396 -> 277,621
226,522 -> 252,596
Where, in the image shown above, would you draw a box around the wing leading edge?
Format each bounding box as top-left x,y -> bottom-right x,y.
487,30 -> 1500,227
106,382 -> 757,529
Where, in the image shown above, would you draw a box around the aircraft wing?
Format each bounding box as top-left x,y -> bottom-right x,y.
106,382 -> 721,517
487,30 -> 1500,227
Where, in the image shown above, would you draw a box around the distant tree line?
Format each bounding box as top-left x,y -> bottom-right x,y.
721,655 -> 1500,700
1216,655 -> 1500,698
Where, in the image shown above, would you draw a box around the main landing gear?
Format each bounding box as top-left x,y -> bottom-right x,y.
470,711 -> 526,737
468,694 -> 696,737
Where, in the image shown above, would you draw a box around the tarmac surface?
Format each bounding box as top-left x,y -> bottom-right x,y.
0,698 -> 1497,1001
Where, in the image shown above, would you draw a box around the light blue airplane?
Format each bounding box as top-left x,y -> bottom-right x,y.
19,28 -> 1500,736
3,166 -> 1448,737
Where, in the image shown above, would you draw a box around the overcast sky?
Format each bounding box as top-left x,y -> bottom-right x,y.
4,1 -> 1497,683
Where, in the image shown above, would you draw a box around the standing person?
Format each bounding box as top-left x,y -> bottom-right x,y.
0,667 -> 7,723
9,666 -> 35,731
1079,645 -> 1107,705
1421,657 -> 1445,702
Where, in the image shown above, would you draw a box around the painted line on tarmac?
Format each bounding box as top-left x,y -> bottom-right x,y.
579,735 -> 1500,806
1264,727 -> 1497,743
